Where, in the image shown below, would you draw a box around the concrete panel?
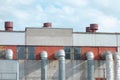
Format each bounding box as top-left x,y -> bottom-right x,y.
0,60 -> 19,80
0,32 -> 25,45
73,33 -> 117,46
118,35 -> 120,46
19,60 -> 41,80
95,34 -> 117,46
94,60 -> 106,78
19,60 -> 25,80
73,33 -> 95,46
26,28 -> 73,46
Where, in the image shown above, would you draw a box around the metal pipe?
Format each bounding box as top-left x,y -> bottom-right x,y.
54,50 -> 65,80
17,61 -> 19,80
5,49 -> 13,60
101,51 -> 113,80
113,53 -> 120,80
40,51 -> 48,80
86,51 -> 94,80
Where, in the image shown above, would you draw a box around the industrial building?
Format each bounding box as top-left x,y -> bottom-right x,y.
0,21 -> 120,80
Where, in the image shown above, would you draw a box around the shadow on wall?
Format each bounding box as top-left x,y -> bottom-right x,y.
52,60 -> 87,80
19,60 -> 53,80
19,60 -> 106,80
19,60 -> 41,80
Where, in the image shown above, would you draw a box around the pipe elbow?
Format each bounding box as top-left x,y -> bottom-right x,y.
101,51 -> 113,60
113,52 -> 120,60
54,50 -> 65,58
86,51 -> 94,60
40,51 -> 48,59
5,49 -> 13,60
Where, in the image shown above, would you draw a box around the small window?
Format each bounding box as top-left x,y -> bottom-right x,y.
64,47 -> 71,59
74,47 -> 81,60
28,46 -> 35,59
17,46 -> 26,59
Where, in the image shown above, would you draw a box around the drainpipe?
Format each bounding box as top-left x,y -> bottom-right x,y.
5,49 -> 13,60
54,50 -> 65,80
113,52 -> 120,80
86,51 -> 94,80
101,51 -> 113,80
40,51 -> 48,80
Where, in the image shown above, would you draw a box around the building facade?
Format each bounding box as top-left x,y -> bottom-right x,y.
0,22 -> 120,80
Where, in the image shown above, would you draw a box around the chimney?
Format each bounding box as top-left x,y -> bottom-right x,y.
90,24 -> 98,32
5,21 -> 13,31
43,22 -> 52,28
86,27 -> 91,32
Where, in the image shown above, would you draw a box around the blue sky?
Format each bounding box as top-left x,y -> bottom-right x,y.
0,0 -> 120,32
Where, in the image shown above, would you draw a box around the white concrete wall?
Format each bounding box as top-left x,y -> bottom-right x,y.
73,33 -> 117,46
0,32 -> 25,45
26,28 -> 73,46
19,60 -> 106,80
118,35 -> 120,47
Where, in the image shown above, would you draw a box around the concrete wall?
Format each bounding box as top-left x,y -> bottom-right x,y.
19,60 -> 106,80
0,60 -> 19,80
73,33 -> 118,46
0,32 -> 25,45
26,28 -> 73,46
118,34 -> 120,47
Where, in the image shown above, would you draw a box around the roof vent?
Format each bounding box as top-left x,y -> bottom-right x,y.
5,21 -> 13,31
86,27 -> 91,32
43,22 -> 52,28
90,24 -> 98,32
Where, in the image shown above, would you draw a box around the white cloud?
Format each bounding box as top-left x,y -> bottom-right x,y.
63,0 -> 88,7
13,10 -> 30,20
0,0 -> 120,32
3,0 -> 34,5
84,8 -> 120,32
98,16 -> 120,32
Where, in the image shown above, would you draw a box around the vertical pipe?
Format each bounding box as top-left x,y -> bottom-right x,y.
17,61 -> 19,80
54,50 -> 65,80
113,53 -> 120,80
40,51 -> 48,80
101,51 -> 113,80
86,51 -> 94,80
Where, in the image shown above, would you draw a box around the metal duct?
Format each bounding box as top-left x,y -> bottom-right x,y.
5,21 -> 13,31
43,23 -> 52,28
54,50 -> 65,80
86,51 -> 94,80
101,51 -> 114,80
5,49 -> 13,60
113,53 -> 120,80
17,61 -> 19,80
40,51 -> 48,80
